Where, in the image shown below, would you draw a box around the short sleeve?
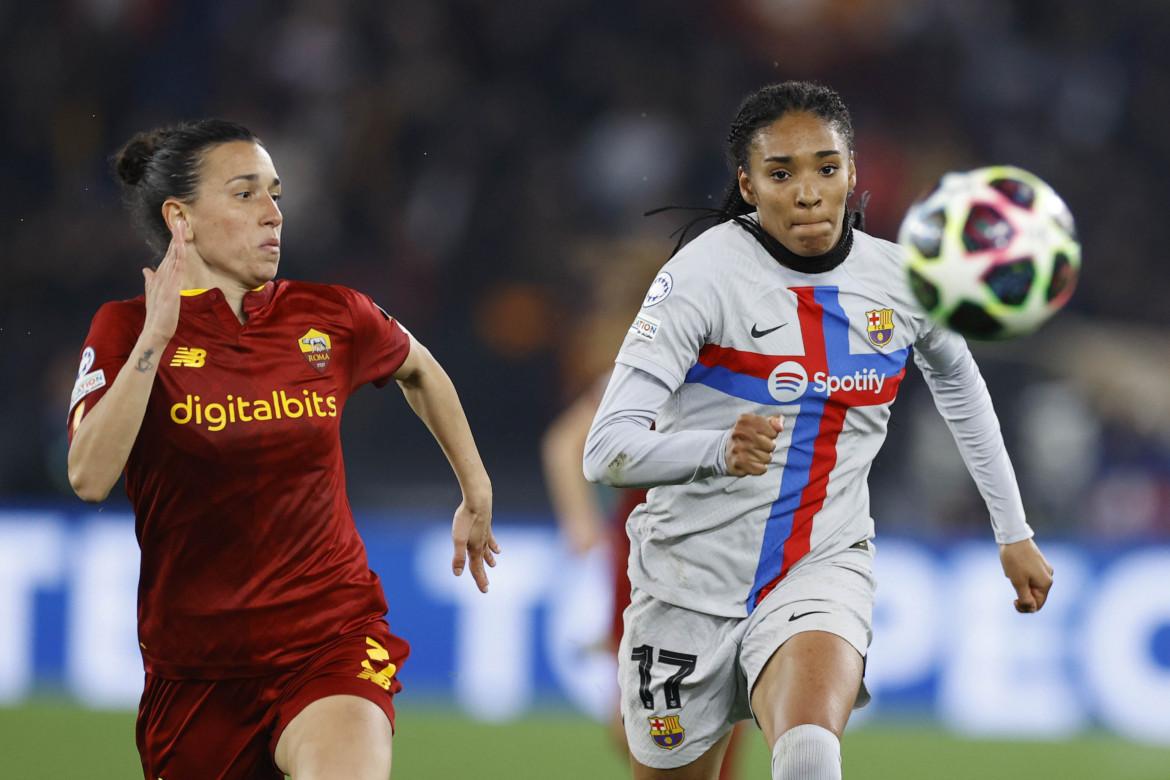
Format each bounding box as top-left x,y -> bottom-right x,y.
344,289 -> 412,390
67,301 -> 143,442
614,258 -> 715,391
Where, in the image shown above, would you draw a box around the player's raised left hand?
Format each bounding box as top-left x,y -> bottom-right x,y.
452,493 -> 500,593
999,538 -> 1054,613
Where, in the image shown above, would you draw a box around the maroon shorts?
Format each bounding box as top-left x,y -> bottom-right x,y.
136,625 -> 410,780
611,488 -> 648,648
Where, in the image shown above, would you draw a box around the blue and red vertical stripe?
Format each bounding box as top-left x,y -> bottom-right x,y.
682,287 -> 910,611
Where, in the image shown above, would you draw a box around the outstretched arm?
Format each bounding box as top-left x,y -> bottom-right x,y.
393,335 -> 498,592
915,326 -> 1052,612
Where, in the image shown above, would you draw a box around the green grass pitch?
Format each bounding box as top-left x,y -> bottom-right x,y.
3,702 -> 1169,779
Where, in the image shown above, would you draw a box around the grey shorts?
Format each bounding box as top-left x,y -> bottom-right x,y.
617,541 -> 875,769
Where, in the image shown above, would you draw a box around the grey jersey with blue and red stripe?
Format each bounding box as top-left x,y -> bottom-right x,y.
607,220 -> 1031,618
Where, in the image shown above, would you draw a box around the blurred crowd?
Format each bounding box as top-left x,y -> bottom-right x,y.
2,0 -> 1168,538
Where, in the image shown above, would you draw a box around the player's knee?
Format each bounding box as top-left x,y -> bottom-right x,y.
281,742 -> 392,780
771,723 -> 841,780
277,696 -> 392,780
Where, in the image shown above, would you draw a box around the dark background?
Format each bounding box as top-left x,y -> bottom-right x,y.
3,0 -> 1168,539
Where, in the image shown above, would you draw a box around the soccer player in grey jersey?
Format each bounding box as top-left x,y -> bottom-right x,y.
584,82 -> 1054,780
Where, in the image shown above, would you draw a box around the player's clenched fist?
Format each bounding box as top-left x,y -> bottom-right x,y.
725,413 -> 784,477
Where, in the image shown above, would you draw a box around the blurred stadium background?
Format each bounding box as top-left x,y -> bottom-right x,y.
2,0 -> 1170,777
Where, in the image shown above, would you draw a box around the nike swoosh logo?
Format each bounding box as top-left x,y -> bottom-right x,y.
788,610 -> 829,622
751,323 -> 785,338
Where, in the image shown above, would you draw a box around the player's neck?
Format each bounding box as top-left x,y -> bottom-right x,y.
219,288 -> 249,323
183,262 -> 257,322
737,210 -> 854,274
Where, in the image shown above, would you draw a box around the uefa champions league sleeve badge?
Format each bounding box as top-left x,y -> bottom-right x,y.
643,272 -> 674,307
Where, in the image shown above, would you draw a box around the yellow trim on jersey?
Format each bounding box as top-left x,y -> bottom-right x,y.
179,285 -> 265,296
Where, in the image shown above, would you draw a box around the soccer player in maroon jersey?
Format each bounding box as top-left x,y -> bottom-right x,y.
66,119 -> 498,780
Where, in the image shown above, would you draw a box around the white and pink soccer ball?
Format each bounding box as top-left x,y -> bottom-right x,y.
898,165 -> 1081,340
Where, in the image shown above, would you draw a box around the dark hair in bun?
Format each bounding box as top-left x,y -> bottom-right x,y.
110,119 -> 261,254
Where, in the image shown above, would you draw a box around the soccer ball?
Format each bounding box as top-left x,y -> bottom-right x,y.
898,166 -> 1080,340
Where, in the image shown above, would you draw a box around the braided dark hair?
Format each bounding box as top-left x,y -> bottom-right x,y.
111,119 -> 262,255
720,81 -> 855,220
652,81 -> 864,255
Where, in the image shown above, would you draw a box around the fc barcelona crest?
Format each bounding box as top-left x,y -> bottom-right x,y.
648,715 -> 685,750
865,308 -> 895,347
299,328 -> 333,373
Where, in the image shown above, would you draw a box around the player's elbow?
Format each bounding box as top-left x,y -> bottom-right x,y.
581,452 -> 604,485
582,434 -> 625,487
67,456 -> 113,504
69,471 -> 112,504
75,489 -> 110,504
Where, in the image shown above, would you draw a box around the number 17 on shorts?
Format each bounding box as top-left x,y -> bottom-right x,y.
619,589 -> 750,769
633,645 -> 695,749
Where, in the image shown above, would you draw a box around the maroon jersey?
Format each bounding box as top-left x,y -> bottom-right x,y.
68,280 -> 410,679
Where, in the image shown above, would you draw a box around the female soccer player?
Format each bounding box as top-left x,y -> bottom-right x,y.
66,119 -> 498,780
584,81 -> 1054,780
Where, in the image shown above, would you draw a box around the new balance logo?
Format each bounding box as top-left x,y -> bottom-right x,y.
169,347 -> 207,367
358,637 -> 398,691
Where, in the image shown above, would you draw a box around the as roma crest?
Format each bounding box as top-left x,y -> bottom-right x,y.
299,328 -> 333,373
865,308 -> 895,347
648,715 -> 685,750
